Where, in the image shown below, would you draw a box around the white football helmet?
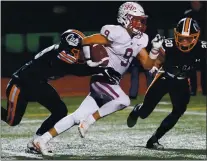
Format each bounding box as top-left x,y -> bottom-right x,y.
117,2 -> 148,37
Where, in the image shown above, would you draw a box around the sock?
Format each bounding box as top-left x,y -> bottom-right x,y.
54,114 -> 75,134
86,114 -> 96,125
40,132 -> 53,144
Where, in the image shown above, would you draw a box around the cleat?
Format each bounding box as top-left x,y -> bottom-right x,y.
78,120 -> 90,138
33,137 -> 54,156
127,104 -> 141,128
26,135 -> 41,154
146,137 -> 164,150
26,140 -> 41,154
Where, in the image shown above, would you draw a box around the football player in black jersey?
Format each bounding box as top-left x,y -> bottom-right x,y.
1,29 -> 121,153
127,17 -> 206,149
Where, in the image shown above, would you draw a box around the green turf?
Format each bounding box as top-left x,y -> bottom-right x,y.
1,94 -> 206,160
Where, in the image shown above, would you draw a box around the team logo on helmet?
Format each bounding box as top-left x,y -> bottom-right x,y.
66,34 -> 80,46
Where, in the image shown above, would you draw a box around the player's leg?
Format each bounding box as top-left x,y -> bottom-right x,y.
146,79 -> 190,149
26,83 -> 68,153
33,93 -> 99,156
200,60 -> 206,95
78,82 -> 130,137
129,65 -> 139,99
189,70 -> 197,96
1,80 -> 28,126
144,70 -> 153,87
127,73 -> 168,127
35,83 -> 68,135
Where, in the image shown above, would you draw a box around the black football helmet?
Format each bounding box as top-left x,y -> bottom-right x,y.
59,29 -> 85,63
174,17 -> 200,52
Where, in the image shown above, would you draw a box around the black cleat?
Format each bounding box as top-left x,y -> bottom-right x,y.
146,137 -> 164,150
127,104 -> 141,128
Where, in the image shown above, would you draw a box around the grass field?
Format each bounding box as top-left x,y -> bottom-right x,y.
1,94 -> 206,160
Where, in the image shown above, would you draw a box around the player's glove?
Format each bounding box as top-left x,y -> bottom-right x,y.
149,34 -> 164,60
86,57 -> 109,67
102,67 -> 121,85
149,66 -> 158,77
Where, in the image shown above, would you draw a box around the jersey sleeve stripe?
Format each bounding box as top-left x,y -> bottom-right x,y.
60,51 -> 77,62
58,55 -> 74,64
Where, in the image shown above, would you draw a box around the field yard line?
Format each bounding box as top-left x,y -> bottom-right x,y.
22,107 -> 206,121
127,106 -> 206,116
2,150 -> 42,159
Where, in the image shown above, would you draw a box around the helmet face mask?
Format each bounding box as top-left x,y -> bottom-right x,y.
117,2 -> 148,37
127,15 -> 147,35
174,18 -> 200,52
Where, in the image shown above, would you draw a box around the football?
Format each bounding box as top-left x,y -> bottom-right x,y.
90,44 -> 109,66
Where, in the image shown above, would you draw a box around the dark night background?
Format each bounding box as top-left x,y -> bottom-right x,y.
1,1 -> 194,33
1,1 -> 206,77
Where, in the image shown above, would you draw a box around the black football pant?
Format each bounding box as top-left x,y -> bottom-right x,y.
189,70 -> 197,95
200,60 -> 206,95
138,73 -> 190,140
1,79 -> 68,135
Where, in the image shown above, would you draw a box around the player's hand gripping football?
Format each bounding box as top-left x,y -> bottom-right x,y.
103,67 -> 121,85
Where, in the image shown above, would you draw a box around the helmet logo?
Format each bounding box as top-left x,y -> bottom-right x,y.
124,4 -> 136,11
66,34 -> 79,46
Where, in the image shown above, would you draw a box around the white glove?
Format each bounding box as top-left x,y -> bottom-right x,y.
149,66 -> 158,74
151,34 -> 164,50
86,57 -> 109,67
149,34 -> 164,60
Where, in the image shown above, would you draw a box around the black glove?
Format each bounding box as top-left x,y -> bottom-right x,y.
102,67 -> 121,85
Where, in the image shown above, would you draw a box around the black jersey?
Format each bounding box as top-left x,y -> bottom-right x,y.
160,38 -> 207,78
12,44 -> 106,84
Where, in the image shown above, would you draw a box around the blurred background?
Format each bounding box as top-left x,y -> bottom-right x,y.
1,1 -> 207,97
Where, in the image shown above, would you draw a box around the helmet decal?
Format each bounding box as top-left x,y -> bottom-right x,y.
117,2 -> 148,37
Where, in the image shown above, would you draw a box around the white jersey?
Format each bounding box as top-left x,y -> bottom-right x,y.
100,25 -> 148,75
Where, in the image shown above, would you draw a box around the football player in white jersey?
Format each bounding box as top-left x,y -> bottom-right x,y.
32,2 -> 163,156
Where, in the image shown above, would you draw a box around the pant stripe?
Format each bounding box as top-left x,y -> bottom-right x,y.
91,83 -> 100,93
7,85 -> 16,122
96,82 -> 118,99
7,85 -> 20,125
145,73 -> 162,94
100,83 -> 119,98
94,82 -> 115,99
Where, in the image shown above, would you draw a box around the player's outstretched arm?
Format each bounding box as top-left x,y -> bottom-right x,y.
137,34 -> 164,69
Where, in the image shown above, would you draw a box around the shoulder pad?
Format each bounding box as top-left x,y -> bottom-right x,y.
139,33 -> 149,48
100,25 -> 122,41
